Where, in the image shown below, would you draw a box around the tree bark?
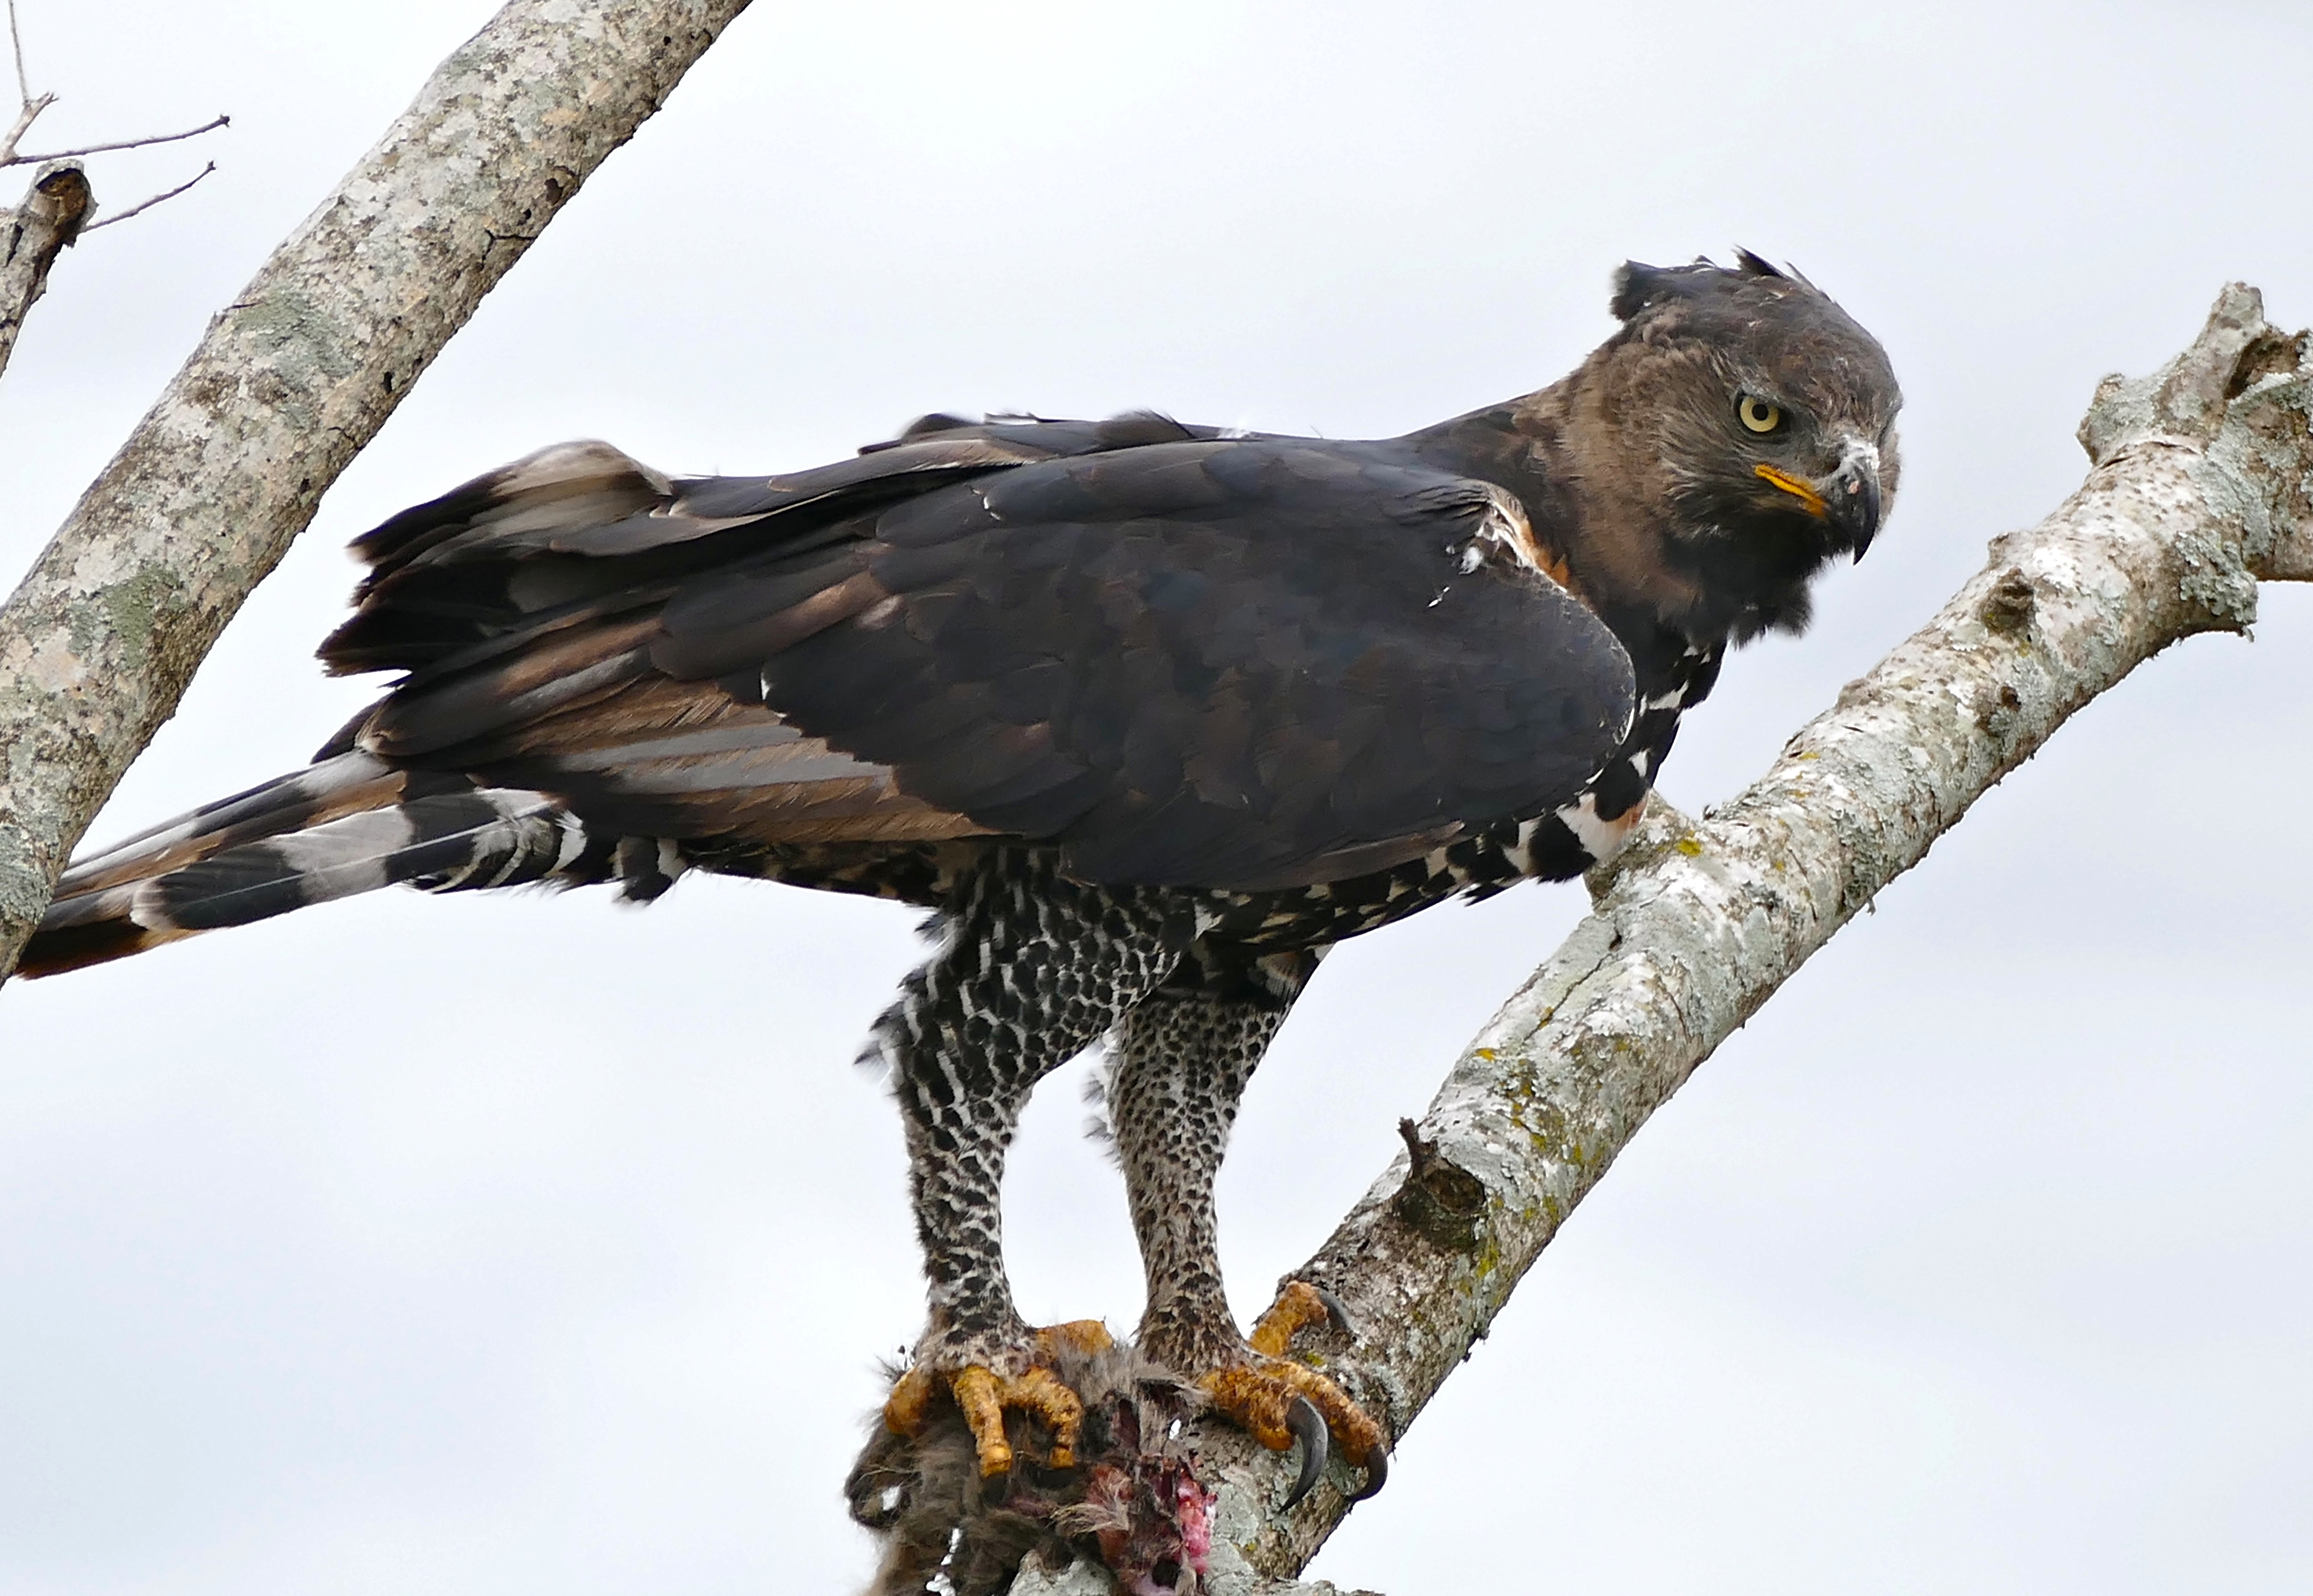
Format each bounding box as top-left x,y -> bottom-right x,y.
0,158 -> 90,379
1139,284 -> 2311,1592
0,0 -> 752,980
2,19 -> 2304,1582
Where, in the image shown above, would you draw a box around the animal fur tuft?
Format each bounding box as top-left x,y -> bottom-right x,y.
847,1341 -> 1215,1596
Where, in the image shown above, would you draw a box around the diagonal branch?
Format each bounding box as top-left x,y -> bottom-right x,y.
1135,284 -> 2313,1594
0,0 -> 755,982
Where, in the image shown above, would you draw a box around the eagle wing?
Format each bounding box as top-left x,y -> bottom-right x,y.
323,418 -> 1637,892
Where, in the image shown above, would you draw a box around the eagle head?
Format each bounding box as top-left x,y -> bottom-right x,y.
1566,250 -> 1903,640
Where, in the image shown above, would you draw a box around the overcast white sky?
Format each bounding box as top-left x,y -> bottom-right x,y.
2,3 -> 2309,1593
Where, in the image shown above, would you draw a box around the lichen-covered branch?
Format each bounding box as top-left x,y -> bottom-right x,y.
1165,284 -> 2313,1590
0,0 -> 753,980
0,157 -> 88,377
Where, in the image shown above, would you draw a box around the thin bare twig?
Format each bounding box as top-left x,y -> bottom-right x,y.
7,0 -> 30,108
0,88 -> 49,164
82,159 -> 211,231
10,111 -> 228,165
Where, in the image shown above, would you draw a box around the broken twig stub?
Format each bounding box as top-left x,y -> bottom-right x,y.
0,158 -> 89,377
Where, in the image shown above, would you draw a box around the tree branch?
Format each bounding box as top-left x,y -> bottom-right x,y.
8,110 -> 228,165
0,0 -> 754,982
5,0 -> 35,121
0,88 -> 51,165
0,157 -> 89,378
1157,284 -> 2313,1591
80,157 -> 213,231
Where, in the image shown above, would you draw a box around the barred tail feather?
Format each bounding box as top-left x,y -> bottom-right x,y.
22,781 -> 590,978
53,752 -> 413,898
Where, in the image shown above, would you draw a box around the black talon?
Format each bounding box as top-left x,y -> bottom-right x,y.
1282,1395 -> 1329,1509
1312,1284 -> 1355,1339
1348,1441 -> 1389,1502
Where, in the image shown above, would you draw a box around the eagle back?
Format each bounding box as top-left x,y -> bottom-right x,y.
319,418 -> 1639,894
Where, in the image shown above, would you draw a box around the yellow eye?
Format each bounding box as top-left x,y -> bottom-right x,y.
1738,395 -> 1783,434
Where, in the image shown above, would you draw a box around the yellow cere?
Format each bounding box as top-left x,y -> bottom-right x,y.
1753,463 -> 1828,516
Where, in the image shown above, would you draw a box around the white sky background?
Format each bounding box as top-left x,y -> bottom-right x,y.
1,1 -> 2309,1591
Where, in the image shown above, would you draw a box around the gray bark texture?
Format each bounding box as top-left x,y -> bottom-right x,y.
0,0 -> 753,980
1153,283 -> 2312,1592
0,158 -> 90,379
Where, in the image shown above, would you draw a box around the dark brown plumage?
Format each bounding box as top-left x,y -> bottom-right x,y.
23,253 -> 1899,1593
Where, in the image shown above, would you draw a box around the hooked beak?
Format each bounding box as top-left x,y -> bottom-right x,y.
1754,441 -> 1883,559
1825,441 -> 1883,559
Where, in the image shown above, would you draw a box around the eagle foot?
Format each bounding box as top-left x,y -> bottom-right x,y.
1194,1281 -> 1390,1507
851,1332 -> 1215,1596
883,1318 -> 1117,1479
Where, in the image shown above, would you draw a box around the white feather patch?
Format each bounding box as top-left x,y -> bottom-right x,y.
1554,789 -> 1644,865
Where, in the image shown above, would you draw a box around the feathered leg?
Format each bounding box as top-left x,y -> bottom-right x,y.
877,849 -> 1196,1478
1108,979 -> 1286,1372
1105,946 -> 1389,1503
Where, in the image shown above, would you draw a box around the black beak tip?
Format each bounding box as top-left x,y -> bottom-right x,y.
1832,463 -> 1882,560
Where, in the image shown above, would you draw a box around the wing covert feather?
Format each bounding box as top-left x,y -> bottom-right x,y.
333,424 -> 1633,890
654,438 -> 1636,888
